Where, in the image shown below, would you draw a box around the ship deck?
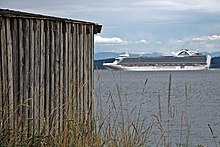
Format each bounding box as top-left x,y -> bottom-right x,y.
118,56 -> 207,65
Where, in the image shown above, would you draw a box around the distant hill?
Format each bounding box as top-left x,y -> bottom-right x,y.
202,52 -> 220,57
210,52 -> 220,57
94,52 -> 163,60
94,52 -> 120,60
94,58 -> 115,69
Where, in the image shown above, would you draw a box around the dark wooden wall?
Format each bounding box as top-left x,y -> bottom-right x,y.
0,10 -> 101,139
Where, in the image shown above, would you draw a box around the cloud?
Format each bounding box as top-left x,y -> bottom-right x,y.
138,39 -> 147,43
192,35 -> 220,41
94,35 -> 127,44
2,0 -> 220,26
176,40 -> 183,43
154,41 -> 162,44
133,0 -> 220,13
135,39 -> 149,44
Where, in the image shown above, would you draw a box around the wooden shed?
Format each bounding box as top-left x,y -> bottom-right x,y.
0,9 -> 102,142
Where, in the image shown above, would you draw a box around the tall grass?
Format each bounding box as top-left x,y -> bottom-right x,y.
0,71 -> 220,146
94,70 -> 152,146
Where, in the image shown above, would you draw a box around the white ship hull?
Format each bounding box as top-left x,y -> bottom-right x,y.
103,63 -> 209,71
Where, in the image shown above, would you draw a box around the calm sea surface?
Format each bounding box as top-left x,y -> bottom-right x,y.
94,69 -> 220,146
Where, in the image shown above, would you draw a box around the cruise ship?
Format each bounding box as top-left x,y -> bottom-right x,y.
103,49 -> 211,71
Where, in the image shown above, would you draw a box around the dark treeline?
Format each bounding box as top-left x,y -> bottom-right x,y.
211,57 -> 220,68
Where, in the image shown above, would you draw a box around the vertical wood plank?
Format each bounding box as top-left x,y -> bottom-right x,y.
83,25 -> 86,125
84,25 -> 89,128
11,19 -> 19,133
29,19 -> 34,135
76,24 -> 80,124
23,19 -> 30,136
7,17 -> 14,133
78,24 -> 81,124
49,21 -> 55,133
5,18 -> 10,129
70,24 -> 75,120
79,24 -> 84,124
72,23 -> 77,128
44,20 -> 50,133
34,19 -> 40,132
68,23 -> 73,122
18,19 -> 24,137
68,25 -> 72,122
88,26 -> 93,131
0,17 -> 3,130
0,17 -> 7,131
85,25 -> 90,137
63,22 -> 68,129
91,25 -> 94,127
54,21 -> 60,134
40,20 -> 45,132
66,23 -> 70,123
59,22 -> 64,132
83,25 -> 88,126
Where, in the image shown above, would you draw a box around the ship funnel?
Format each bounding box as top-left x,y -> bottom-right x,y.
206,55 -> 212,68
119,52 -> 129,57
171,51 -> 177,56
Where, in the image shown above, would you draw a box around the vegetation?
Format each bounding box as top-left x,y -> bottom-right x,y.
0,73 -> 219,146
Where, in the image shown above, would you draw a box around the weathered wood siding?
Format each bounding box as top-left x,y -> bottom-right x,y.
0,9 -> 101,138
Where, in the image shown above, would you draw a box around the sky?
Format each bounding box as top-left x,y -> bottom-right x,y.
1,0 -> 220,54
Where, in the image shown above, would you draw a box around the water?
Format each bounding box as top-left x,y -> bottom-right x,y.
94,69 -> 220,146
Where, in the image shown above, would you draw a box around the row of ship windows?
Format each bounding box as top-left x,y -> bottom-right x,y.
120,63 -> 205,66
